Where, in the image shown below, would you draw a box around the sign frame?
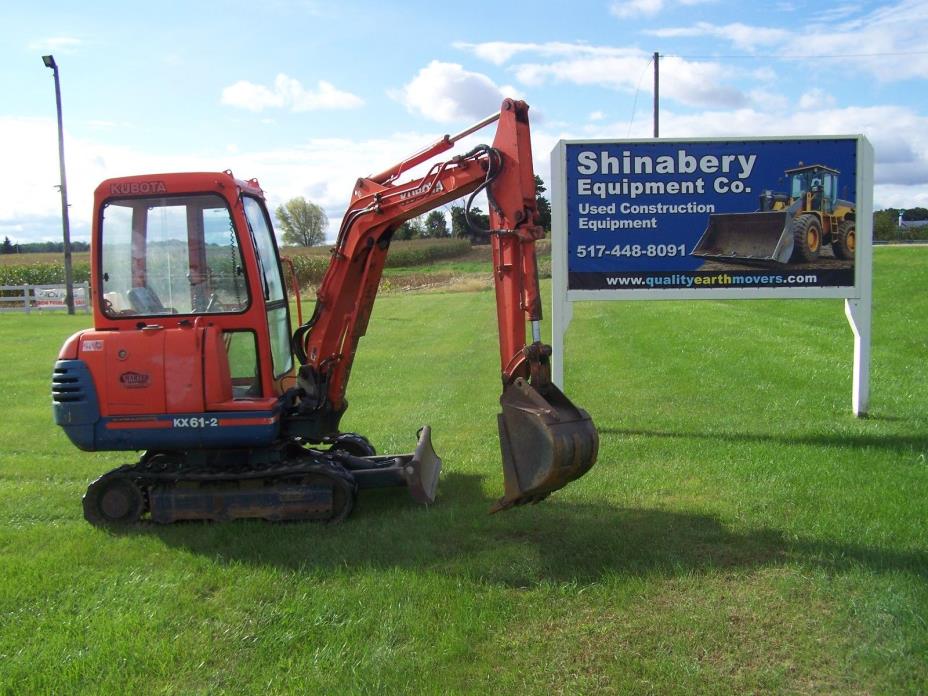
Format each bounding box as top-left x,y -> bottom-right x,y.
550,135 -> 874,416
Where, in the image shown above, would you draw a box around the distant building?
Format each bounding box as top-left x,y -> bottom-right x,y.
898,212 -> 928,228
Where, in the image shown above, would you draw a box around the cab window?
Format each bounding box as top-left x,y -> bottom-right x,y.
823,173 -> 836,209
243,196 -> 293,378
791,172 -> 810,199
100,194 -> 248,317
225,330 -> 261,399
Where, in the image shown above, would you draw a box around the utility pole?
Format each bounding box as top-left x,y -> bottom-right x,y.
653,51 -> 660,138
42,54 -> 75,315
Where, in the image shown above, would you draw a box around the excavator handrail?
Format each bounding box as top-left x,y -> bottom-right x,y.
280,256 -> 303,326
368,110 -> 502,186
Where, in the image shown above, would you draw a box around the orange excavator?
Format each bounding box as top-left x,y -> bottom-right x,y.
52,99 -> 598,524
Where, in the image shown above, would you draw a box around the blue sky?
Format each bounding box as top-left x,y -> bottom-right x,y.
3,0 -> 928,243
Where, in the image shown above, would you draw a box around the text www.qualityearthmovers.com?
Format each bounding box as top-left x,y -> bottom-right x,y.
606,273 -> 820,288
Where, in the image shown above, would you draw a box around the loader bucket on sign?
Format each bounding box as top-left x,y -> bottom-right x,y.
492,378 -> 598,512
692,211 -> 794,264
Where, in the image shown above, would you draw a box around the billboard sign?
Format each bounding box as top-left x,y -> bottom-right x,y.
555,136 -> 870,299
550,135 -> 874,416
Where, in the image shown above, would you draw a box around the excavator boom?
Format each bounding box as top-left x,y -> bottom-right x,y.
294,99 -> 598,509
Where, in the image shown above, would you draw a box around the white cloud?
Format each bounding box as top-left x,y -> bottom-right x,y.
751,67 -> 778,82
0,118 -> 75,223
812,2 -> 866,23
222,81 -> 284,111
646,22 -> 790,51
647,1 -> 928,81
451,41 -> 535,66
609,0 -> 715,17
610,0 -> 664,18
871,184 -> 928,209
0,117 -> 212,242
221,74 -> 363,112
0,115 -> 523,244
29,37 -> 82,53
659,56 -> 747,108
748,89 -> 790,112
459,42 -> 747,109
395,61 -> 516,123
798,89 -> 837,110
458,41 -> 632,63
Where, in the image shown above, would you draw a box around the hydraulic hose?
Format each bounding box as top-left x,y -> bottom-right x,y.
463,146 -> 504,237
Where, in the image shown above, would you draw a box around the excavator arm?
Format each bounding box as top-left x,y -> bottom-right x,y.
293,99 -> 598,510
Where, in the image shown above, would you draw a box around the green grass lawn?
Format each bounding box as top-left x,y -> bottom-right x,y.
1,247 -> 926,694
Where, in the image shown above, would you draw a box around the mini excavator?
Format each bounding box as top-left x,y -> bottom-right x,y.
52,99 -> 598,525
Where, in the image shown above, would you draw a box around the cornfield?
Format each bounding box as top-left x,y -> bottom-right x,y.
0,239 -> 474,291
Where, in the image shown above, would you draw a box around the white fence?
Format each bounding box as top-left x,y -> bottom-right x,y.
0,283 -> 91,313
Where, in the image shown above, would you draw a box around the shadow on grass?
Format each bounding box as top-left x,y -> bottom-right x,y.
600,427 -> 928,456
120,471 -> 927,587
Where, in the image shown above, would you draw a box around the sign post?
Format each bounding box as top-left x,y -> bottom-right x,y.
551,135 -> 874,416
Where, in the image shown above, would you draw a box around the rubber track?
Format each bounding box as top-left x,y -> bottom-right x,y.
83,452 -> 358,525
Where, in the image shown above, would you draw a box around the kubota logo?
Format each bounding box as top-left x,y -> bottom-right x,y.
399,181 -> 443,200
119,371 -> 150,389
110,181 -> 167,195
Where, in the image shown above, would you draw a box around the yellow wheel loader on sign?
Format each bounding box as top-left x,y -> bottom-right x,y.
693,164 -> 856,264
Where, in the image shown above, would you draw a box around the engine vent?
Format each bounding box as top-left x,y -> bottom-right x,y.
52,364 -> 87,403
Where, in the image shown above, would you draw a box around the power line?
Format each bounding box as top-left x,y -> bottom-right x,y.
626,55 -> 653,137
660,50 -> 928,60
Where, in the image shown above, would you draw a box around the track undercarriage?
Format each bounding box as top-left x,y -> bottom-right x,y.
82,427 -> 442,526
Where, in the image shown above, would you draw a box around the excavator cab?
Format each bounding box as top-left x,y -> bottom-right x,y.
93,178 -> 292,406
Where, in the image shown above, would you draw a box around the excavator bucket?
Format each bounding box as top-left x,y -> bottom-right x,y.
492,378 -> 598,512
692,211 -> 794,264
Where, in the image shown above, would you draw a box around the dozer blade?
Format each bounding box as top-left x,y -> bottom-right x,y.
402,425 -> 443,504
492,378 -> 598,512
692,211 -> 793,264
348,425 -> 442,505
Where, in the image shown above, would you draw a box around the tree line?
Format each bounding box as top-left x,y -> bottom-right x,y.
1,238 -> 91,254
874,207 -> 928,241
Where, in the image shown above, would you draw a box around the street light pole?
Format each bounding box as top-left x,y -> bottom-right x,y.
42,54 -> 75,315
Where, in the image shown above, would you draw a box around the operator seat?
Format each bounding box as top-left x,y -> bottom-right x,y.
127,286 -> 167,314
